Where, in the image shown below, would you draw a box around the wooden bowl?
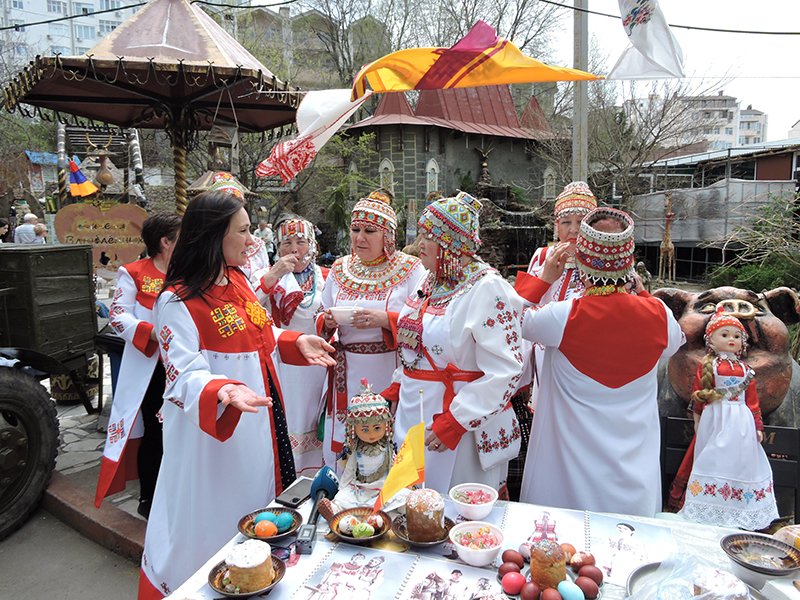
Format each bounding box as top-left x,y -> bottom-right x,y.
208,554 -> 285,597
329,507 -> 391,544
238,507 -> 302,542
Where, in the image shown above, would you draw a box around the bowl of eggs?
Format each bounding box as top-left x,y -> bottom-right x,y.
449,482 -> 498,521
448,521 -> 503,567
238,507 -> 302,542
329,507 -> 391,544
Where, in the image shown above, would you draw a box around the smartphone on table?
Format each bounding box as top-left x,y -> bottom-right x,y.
274,475 -> 314,508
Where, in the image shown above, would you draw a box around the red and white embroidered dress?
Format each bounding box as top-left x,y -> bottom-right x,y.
389,264 -> 524,494
520,291 -> 685,516
680,358 -> 779,530
137,269 -> 306,599
95,258 -> 163,506
317,252 -> 426,470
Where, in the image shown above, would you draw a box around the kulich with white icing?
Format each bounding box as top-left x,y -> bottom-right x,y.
225,539 -> 274,592
406,488 -> 445,542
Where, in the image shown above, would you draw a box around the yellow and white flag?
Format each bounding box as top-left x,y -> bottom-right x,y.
373,421 -> 425,512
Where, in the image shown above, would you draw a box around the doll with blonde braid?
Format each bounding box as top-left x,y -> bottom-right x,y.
678,307 -> 778,530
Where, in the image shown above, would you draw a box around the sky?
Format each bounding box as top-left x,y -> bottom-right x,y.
550,0 -> 800,141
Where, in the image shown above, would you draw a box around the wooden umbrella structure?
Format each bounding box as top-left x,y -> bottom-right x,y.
2,0 -> 299,214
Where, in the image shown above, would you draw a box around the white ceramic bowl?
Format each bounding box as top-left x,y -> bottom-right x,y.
328,306 -> 358,325
448,521 -> 503,567
449,483 -> 498,521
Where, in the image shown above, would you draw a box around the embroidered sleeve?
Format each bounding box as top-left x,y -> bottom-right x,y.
155,291 -> 242,441
432,276 -> 525,449
109,265 -> 158,357
745,377 -> 763,431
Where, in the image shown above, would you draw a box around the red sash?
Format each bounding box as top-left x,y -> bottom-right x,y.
403,347 -> 482,412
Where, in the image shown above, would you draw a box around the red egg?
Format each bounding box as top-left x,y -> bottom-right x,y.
520,581 -> 541,600
501,571 -> 527,595
502,549 -> 526,569
577,564 -> 603,585
575,576 -> 600,599
570,551 -> 596,571
541,588 -> 563,600
254,520 -> 277,538
499,561 -> 522,578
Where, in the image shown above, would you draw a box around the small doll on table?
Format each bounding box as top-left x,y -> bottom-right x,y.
677,307 -> 779,530
319,379 -> 408,520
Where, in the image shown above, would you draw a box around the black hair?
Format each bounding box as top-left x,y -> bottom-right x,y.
163,191 -> 244,302
141,213 -> 181,257
616,522 -> 635,532
0,218 -> 8,228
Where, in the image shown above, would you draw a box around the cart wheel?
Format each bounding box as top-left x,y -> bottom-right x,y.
0,368 -> 59,540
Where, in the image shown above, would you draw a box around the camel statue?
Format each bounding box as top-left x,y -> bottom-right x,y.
658,192 -> 676,281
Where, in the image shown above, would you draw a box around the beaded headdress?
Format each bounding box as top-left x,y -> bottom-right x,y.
345,378 -> 393,448
207,171 -> 246,200
705,307 -> 748,356
554,181 -> 598,220
575,207 -> 636,284
276,217 -> 317,262
419,191 -> 482,284
351,189 -> 397,257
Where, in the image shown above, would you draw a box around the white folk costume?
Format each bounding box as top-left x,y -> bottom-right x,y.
514,181 -> 597,408
387,193 -> 524,495
266,218 -> 329,477
95,257 -> 163,506
318,190 -> 426,470
138,269 -> 306,599
679,311 -> 778,530
520,208 -> 685,516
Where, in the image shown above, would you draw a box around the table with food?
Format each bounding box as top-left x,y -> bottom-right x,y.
164,477 -> 800,600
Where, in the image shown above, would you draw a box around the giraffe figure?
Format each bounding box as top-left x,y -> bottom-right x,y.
658,192 -> 676,281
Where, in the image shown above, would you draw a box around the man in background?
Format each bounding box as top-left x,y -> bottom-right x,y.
14,213 -> 37,243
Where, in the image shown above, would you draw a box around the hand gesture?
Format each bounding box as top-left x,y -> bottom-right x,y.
272,254 -> 299,278
322,309 -> 338,332
218,383 -> 272,414
424,424 -> 447,453
540,242 -> 574,284
297,334 -> 336,367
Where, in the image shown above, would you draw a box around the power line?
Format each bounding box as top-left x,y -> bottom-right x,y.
538,0 -> 800,36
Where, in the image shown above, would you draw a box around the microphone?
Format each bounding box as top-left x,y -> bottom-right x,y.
296,466 -> 339,554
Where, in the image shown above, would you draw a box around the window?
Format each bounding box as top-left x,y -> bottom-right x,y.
75,46 -> 91,54
100,0 -> 121,8
425,159 -> 439,195
98,20 -> 119,33
379,158 -> 394,195
47,0 -> 67,13
725,128 -> 733,135
50,45 -> 70,54
74,2 -> 93,15
543,167 -> 556,201
755,137 -> 761,143
49,23 -> 68,36
713,128 -> 720,135
348,162 -> 358,198
703,112 -> 711,119
739,137 -> 745,144
11,0 -> 23,8
75,24 -> 95,39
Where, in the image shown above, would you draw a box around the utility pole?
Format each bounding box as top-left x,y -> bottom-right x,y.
572,0 -> 589,182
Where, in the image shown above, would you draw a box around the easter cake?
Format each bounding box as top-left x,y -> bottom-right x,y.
692,567 -> 748,600
225,539 -> 274,593
406,488 -> 446,542
529,539 -> 567,590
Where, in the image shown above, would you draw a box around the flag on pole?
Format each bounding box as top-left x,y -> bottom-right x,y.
351,20 -> 600,101
608,0 -> 685,79
68,159 -> 99,196
255,89 -> 372,183
373,421 -> 425,513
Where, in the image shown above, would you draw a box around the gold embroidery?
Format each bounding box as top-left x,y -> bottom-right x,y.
141,275 -> 164,294
211,304 -> 246,338
245,301 -> 270,329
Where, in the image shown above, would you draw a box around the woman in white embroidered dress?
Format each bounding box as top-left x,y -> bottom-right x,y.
261,216 -> 328,476
318,190 -> 426,470
386,192 -> 524,496
95,213 -> 180,517
138,191 -> 335,600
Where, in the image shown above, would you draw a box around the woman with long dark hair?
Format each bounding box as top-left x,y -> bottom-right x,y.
138,191 -> 335,600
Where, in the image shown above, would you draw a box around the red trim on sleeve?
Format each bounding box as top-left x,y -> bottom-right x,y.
199,378 -> 242,442
381,381 -> 400,403
637,290 -> 651,298
432,410 -> 467,450
277,329 -> 307,366
383,311 -> 400,349
514,271 -> 551,304
133,321 -> 158,357
745,379 -> 764,431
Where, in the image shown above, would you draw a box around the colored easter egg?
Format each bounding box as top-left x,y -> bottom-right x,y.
498,561 -> 522,578
577,565 -> 603,586
351,522 -> 375,538
575,576 -> 599,599
254,520 -> 278,538
501,571 -> 527,595
366,514 -> 384,530
557,580 -> 585,600
274,512 -> 294,533
520,581 -> 541,600
501,549 -> 525,568
541,588 -> 563,600
254,511 -> 278,524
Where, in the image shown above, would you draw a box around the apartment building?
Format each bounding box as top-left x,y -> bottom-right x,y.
739,104 -> 768,145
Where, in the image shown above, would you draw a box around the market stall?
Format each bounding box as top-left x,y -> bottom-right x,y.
166,497 -> 800,600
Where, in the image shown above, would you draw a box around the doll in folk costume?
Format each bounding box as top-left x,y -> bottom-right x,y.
677,307 -> 779,530
318,379 -> 408,519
